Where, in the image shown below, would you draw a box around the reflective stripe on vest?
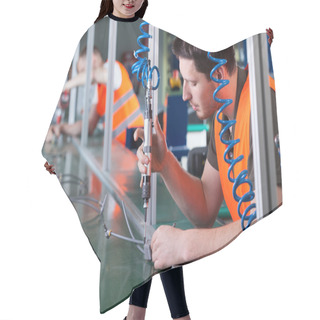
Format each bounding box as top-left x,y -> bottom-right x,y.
214,75 -> 276,221
112,108 -> 142,139
96,61 -> 143,145
113,88 -> 135,113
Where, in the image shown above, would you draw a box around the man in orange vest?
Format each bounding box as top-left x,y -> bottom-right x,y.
135,35 -> 282,270
45,47 -> 143,146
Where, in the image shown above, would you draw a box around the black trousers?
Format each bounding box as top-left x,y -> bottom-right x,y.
129,266 -> 189,319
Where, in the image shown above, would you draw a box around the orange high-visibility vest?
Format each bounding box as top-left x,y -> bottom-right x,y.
214,76 -> 275,221
96,61 -> 144,145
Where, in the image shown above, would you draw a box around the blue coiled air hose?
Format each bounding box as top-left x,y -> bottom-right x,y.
207,53 -> 256,230
131,21 -> 160,89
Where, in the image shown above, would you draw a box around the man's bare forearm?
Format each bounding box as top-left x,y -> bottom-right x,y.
151,220 -> 243,269
64,73 -> 87,90
183,220 -> 243,263
60,121 -> 83,137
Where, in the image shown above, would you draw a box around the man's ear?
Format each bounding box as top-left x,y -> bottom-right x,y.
216,66 -> 226,80
212,66 -> 225,80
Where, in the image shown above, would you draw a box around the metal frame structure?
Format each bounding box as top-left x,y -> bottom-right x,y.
80,25 -> 95,147
147,25 -> 159,228
68,44 -> 80,125
66,21 -> 161,254
247,33 -> 278,220
102,19 -> 118,172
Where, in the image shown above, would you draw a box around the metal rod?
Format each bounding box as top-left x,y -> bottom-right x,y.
68,43 -> 80,125
102,19 -> 118,171
70,199 -> 101,214
63,152 -> 73,195
148,25 -> 159,227
109,231 -> 144,245
247,33 -> 278,220
80,25 -> 95,147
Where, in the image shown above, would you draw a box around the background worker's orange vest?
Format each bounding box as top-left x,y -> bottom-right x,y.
214,76 -> 275,221
96,61 -> 144,145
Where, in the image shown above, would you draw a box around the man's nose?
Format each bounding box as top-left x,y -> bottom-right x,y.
182,82 -> 191,101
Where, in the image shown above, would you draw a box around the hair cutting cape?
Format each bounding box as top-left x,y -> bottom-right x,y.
42,15 -> 282,313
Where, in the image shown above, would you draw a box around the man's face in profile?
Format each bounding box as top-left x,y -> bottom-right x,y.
179,57 -> 218,120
